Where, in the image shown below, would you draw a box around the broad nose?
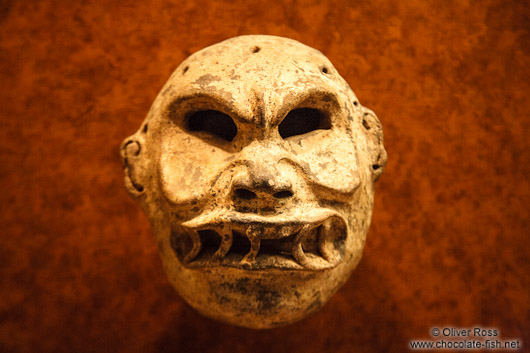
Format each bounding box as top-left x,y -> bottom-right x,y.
232,160 -> 294,201
231,146 -> 295,205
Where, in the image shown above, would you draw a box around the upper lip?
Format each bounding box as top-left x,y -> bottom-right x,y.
174,208 -> 346,270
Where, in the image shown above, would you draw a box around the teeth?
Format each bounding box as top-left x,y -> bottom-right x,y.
182,229 -> 202,263
180,216 -> 343,268
318,219 -> 333,261
292,224 -> 320,269
318,218 -> 342,263
213,229 -> 233,259
241,228 -> 260,265
292,221 -> 339,269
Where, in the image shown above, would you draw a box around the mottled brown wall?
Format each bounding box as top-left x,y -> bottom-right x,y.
1,0 -> 529,352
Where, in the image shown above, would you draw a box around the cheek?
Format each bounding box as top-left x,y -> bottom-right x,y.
292,134 -> 361,194
158,133 -> 230,206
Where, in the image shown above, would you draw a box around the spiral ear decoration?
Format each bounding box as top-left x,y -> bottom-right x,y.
360,107 -> 387,181
120,136 -> 146,195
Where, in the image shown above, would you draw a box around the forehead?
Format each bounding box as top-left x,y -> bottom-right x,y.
181,36 -> 337,89
157,36 -> 353,125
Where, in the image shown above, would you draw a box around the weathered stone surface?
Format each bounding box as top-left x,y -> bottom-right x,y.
122,35 -> 386,328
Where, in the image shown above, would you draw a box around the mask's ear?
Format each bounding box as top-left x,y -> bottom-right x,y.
361,107 -> 387,181
120,135 -> 146,196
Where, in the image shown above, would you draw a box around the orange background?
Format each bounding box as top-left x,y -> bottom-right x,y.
1,1 -> 529,352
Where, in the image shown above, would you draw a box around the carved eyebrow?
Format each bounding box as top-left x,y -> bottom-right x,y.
165,93 -> 240,124
165,89 -> 341,128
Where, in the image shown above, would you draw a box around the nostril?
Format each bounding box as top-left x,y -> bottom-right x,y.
273,190 -> 293,199
235,188 -> 257,200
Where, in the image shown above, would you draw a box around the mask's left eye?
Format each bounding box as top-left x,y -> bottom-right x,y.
187,110 -> 237,141
278,108 -> 330,139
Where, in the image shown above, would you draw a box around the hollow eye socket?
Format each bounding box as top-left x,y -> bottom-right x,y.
187,110 -> 237,141
278,108 -> 331,139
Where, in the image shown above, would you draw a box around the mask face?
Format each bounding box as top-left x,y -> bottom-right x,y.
121,35 -> 386,329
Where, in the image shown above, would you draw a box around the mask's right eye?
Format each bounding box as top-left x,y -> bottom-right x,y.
187,110 -> 237,142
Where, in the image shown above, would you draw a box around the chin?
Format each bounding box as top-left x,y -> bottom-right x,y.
154,212 -> 365,329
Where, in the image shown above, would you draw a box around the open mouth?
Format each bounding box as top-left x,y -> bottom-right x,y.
169,209 -> 347,270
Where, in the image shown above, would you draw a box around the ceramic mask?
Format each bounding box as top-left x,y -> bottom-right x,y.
121,35 -> 386,328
